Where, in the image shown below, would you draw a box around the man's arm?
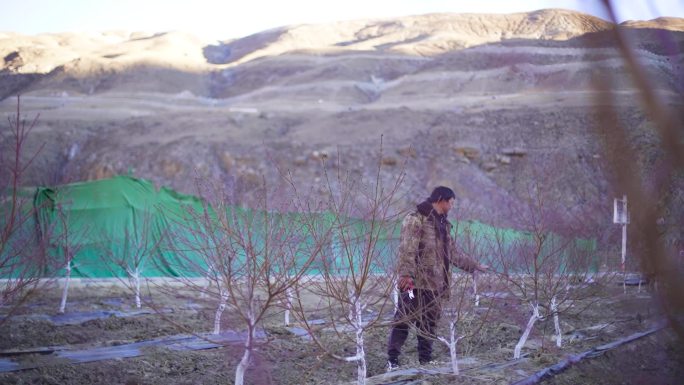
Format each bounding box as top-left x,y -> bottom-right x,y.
396,213 -> 422,285
449,235 -> 487,273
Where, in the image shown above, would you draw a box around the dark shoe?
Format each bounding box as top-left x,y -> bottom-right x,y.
386,359 -> 400,372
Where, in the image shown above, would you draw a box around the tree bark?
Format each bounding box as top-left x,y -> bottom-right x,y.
514,303 -> 540,359
59,259 -> 71,313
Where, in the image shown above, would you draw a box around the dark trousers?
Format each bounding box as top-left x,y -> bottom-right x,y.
387,289 -> 441,364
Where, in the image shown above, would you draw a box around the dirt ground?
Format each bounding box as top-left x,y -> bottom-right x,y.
540,330 -> 684,385
0,278 -> 682,385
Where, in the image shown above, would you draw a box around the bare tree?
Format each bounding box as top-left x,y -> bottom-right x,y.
0,96 -> 50,323
50,197 -> 90,314
160,174 -> 329,385
429,214 -> 494,374
484,170 -> 612,359
98,206 -> 166,308
431,272 -> 492,374
289,144 -> 407,385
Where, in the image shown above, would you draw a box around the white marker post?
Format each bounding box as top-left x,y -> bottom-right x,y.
613,195 -> 629,294
473,271 -> 480,307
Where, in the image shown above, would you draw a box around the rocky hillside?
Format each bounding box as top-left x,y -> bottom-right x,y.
1,9 -> 682,228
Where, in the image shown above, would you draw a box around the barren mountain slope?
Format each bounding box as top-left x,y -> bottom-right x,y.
1,9 -> 682,228
212,9 -> 615,64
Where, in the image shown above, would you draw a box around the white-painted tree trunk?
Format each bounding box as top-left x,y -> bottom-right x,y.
342,298 -> 367,385
622,222 -> 627,294
284,287 -> 293,326
438,319 -> 461,375
125,266 -> 143,309
234,303 -> 255,385
234,333 -> 251,385
514,303 -> 540,359
392,279 -> 399,313
473,272 -> 480,307
552,296 -> 562,348
59,259 -> 72,313
354,299 -> 367,385
213,286 -> 228,335
326,292 -> 371,385
131,267 -> 141,309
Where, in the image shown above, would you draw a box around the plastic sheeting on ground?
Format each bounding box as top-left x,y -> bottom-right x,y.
509,322 -> 666,385
11,308 -> 173,326
0,329 -> 266,372
365,322 -> 667,385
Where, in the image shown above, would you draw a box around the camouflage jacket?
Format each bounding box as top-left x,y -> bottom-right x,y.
396,201 -> 479,293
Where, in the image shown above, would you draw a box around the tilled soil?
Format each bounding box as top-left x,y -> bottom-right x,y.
0,282 -> 679,385
539,331 -> 684,385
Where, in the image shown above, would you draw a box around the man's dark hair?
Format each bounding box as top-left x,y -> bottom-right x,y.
427,186 -> 455,203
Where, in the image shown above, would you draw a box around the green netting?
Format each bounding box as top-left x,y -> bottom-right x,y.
31,176 -> 207,278
323,216 -> 401,276
454,219 -> 599,273
1,176 -> 597,279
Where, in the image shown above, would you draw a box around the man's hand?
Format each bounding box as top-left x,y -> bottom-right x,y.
398,276 -> 414,292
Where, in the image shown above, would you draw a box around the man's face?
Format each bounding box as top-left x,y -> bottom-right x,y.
436,198 -> 454,214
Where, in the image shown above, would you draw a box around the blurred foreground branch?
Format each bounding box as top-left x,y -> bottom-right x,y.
597,0 -> 684,338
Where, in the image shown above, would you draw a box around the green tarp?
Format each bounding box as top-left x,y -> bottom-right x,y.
1,176 -> 597,279
33,176 -> 206,278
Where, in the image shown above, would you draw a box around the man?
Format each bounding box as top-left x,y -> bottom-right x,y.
387,186 -> 486,370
